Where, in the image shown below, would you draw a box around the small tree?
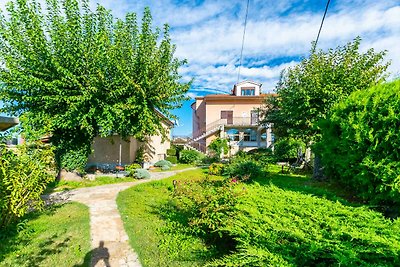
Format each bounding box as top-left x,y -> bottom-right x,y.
262,37 -> 389,178
208,137 -> 229,159
0,0 -> 190,172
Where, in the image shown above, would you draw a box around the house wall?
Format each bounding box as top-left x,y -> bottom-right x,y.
193,98 -> 206,137
87,135 -> 134,166
205,101 -> 263,126
87,122 -> 172,167
144,126 -> 171,163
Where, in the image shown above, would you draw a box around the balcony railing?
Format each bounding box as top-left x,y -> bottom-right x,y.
193,117 -> 259,139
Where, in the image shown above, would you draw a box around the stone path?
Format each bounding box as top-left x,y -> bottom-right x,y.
47,168 -> 196,267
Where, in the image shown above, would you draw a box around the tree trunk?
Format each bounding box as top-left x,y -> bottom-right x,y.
312,154 -> 325,180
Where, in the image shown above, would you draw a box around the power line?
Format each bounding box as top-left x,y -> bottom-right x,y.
312,0 -> 331,53
237,0 -> 250,84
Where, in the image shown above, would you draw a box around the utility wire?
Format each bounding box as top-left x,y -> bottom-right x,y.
312,0 -> 331,53
237,0 -> 250,84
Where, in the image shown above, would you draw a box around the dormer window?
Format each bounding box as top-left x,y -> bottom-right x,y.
241,87 -> 255,96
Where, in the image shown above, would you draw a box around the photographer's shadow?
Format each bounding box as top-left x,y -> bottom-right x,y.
75,241 -> 110,267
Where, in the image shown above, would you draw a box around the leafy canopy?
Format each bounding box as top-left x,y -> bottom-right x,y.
262,37 -> 389,144
0,0 -> 190,169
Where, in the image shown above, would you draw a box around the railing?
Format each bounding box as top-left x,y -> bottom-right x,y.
193,117 -> 259,139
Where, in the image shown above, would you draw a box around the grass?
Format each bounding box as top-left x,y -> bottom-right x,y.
46,175 -> 136,193
117,164 -> 393,266
117,168 -> 221,267
150,163 -> 194,172
0,202 -> 91,267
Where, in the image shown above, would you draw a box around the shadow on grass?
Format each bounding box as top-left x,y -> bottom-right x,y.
0,204 -> 67,265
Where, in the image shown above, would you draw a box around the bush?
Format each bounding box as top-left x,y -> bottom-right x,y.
0,143 -> 56,229
125,163 -> 142,177
201,156 -> 219,164
133,169 -> 150,179
225,157 -> 263,181
317,81 -> 400,207
166,156 -> 177,164
274,138 -> 305,163
248,148 -> 276,165
161,165 -> 170,171
166,148 -> 176,156
154,160 -> 173,168
208,163 -> 224,175
171,181 -> 400,266
179,150 -> 203,164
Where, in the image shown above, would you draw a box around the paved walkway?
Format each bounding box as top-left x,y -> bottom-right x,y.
47,168 -> 196,267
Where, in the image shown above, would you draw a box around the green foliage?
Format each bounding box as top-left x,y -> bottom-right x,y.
208,138 -> 228,158
225,155 -> 264,181
166,148 -> 176,156
247,148 -> 276,165
317,80 -> 400,207
154,160 -> 173,168
165,156 -> 177,164
125,163 -> 142,177
208,163 -> 224,175
0,1 -> 190,170
201,155 -> 219,165
172,179 -> 244,243
133,169 -> 150,179
0,143 -> 56,229
170,177 -> 400,266
274,138 -> 305,163
262,37 -> 389,143
205,184 -> 400,266
161,165 -> 170,171
179,149 -> 203,164
135,146 -> 145,163
0,203 -> 91,266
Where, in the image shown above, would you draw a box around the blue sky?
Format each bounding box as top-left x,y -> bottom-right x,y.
1,0 -> 400,136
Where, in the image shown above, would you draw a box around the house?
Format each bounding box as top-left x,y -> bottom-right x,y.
87,115 -> 173,169
0,116 -> 20,146
191,81 -> 274,155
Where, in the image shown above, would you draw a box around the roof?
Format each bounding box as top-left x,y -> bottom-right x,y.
195,93 -> 275,100
234,80 -> 262,87
0,116 -> 19,131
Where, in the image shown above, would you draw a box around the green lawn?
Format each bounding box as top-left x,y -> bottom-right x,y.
117,168 -> 220,267
117,165 -> 400,266
0,202 -> 91,267
47,176 -> 136,193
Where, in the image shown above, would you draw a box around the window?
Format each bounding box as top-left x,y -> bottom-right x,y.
251,110 -> 259,125
241,87 -> 255,96
261,133 -> 267,141
227,129 -> 239,141
221,110 -> 233,124
243,129 -> 257,142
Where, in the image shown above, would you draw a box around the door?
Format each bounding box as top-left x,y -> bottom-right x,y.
221,111 -> 233,125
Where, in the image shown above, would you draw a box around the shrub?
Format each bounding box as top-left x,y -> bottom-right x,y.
125,163 -> 142,177
172,179 -> 245,243
274,138 -> 305,163
171,180 -> 400,266
225,157 -> 263,181
166,156 -> 177,164
161,165 -> 170,171
0,143 -> 56,229
317,80 -> 400,206
248,148 -> 276,165
201,156 -> 219,165
133,169 -> 150,179
166,148 -> 176,156
154,160 -> 173,168
208,163 -> 224,175
179,150 -> 203,164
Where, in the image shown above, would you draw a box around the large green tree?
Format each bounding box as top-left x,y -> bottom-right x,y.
0,0 -> 190,171
262,38 -> 389,178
